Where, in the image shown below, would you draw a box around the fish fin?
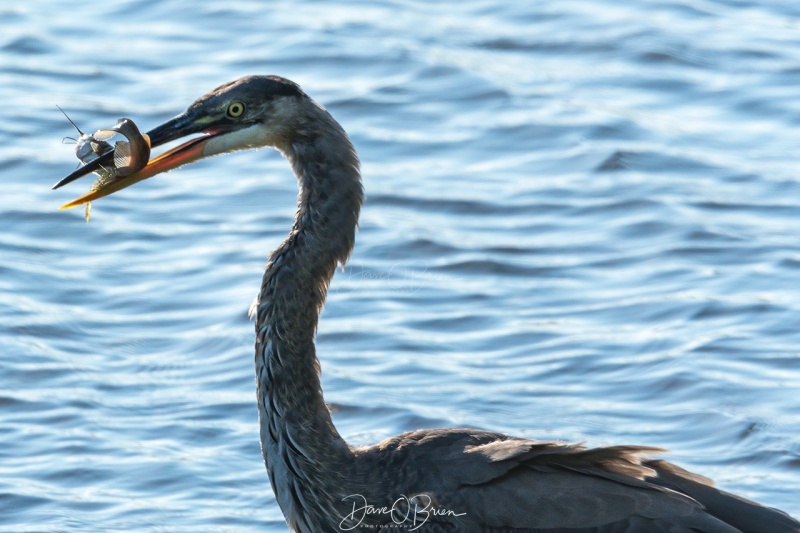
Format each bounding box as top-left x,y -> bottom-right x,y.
91,129 -> 116,141
114,141 -> 133,170
89,140 -> 112,155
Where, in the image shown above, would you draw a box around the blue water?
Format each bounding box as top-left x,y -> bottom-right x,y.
2,1 -> 799,530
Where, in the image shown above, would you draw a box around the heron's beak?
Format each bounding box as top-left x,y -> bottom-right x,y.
53,111 -> 222,209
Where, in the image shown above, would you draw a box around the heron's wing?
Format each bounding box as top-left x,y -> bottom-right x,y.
454,435 -> 737,531
645,459 -> 800,533
363,429 -> 799,532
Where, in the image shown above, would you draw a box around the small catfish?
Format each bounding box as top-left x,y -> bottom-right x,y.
58,108 -> 150,221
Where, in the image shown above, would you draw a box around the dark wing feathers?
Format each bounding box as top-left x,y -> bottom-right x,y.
646,459 -> 800,533
361,429 -> 799,532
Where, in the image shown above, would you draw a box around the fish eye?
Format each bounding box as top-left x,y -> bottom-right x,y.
227,102 -> 245,118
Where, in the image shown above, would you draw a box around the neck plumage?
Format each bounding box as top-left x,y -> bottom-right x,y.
253,103 -> 363,531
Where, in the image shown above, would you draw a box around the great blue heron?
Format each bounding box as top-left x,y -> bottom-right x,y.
54,76 -> 799,532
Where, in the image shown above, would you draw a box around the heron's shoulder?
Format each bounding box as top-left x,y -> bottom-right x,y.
353,427 -> 578,468
353,428 -> 672,489
356,427 -> 516,454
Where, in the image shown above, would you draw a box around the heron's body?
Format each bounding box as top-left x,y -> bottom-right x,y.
56,76 -> 800,532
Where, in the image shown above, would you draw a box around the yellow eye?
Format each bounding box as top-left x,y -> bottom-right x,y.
227,102 -> 245,118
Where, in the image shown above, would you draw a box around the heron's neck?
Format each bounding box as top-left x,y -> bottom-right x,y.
254,110 -> 362,527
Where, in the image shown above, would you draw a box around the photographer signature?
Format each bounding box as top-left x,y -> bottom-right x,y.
339,493 -> 466,531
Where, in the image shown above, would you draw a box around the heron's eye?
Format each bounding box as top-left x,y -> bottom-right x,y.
227,102 -> 245,118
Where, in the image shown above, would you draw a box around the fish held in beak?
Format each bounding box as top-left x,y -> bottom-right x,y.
54,110 -> 218,217
56,112 -> 152,221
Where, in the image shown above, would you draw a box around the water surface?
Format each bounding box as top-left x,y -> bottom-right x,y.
1,1 -> 799,530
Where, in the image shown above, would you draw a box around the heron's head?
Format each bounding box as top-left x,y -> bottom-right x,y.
54,75 -> 312,208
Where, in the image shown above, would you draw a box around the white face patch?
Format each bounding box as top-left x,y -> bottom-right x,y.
202,123 -> 276,157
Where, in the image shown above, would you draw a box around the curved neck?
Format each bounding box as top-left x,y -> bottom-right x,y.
254,104 -> 362,530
